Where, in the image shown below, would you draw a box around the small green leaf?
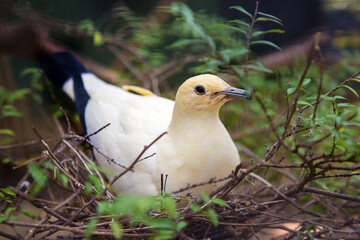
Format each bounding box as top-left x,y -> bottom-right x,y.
230,6 -> 252,18
287,87 -> 296,95
190,204 -> 201,213
28,164 -> 48,188
2,105 -> 23,117
302,78 -> 311,87
2,157 -> 11,164
229,19 -> 250,28
340,85 -> 359,97
306,224 -> 315,240
240,64 -> 273,73
176,221 -> 188,231
296,230 -> 302,240
201,192 -> 210,204
110,221 -> 123,240
349,77 -> 360,83
59,173 -> 69,187
212,198 -> 231,208
167,39 -> 203,49
5,207 -> 14,216
161,196 -> 178,219
213,24 -> 247,35
252,29 -> 284,37
0,129 -> 15,136
297,101 -> 314,108
142,217 -> 176,230
293,113 -> 307,122
0,216 -> 7,223
256,17 -> 283,26
0,188 -> 16,198
93,31 -> 104,46
85,219 -> 98,240
203,208 -> 218,226
250,40 -> 281,51
21,210 -> 39,220
258,11 -> 282,22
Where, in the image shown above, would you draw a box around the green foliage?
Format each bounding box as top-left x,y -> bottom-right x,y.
0,188 -> 16,203
28,163 -> 48,197
0,86 -> 30,144
85,219 -> 98,240
42,162 -> 69,187
97,193 -> 187,239
0,207 -> 20,223
93,191 -> 230,239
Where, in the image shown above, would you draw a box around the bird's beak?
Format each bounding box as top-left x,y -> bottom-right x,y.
221,86 -> 252,100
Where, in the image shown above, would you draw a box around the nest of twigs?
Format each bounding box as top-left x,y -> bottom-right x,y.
1,108 -> 360,240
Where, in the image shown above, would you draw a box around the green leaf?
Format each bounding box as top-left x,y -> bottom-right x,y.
340,85 -> 359,97
203,208 -> 218,226
230,6 -> 253,18
59,173 -> 69,187
293,113 -> 307,122
239,64 -> 273,73
110,221 -> 123,240
201,192 -> 210,204
88,174 -> 102,197
28,164 -> 48,188
2,157 -> 11,164
306,224 -> 315,240
258,11 -> 282,22
252,29 -> 284,37
93,31 -> 104,46
161,196 -> 178,219
250,40 -> 281,51
2,105 -> 23,117
296,230 -> 302,240
287,87 -> 296,95
167,39 -> 203,49
302,78 -> 311,87
190,204 -> 201,213
142,217 -> 176,230
229,19 -> 250,28
21,210 -> 39,220
85,219 -> 98,240
212,198 -> 231,208
0,216 -> 7,223
176,221 -> 188,231
213,24 -> 247,35
0,188 -> 16,198
349,77 -> 360,83
0,129 -> 15,136
297,101 -> 314,108
256,17 -> 283,26
150,229 -> 174,240
5,207 -> 14,216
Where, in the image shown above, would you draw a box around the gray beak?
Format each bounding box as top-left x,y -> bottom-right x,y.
222,86 -> 252,100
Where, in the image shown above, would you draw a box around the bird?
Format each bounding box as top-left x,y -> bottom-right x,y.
39,51 -> 252,196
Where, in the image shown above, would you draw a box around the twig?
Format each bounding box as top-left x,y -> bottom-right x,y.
110,131 -> 167,186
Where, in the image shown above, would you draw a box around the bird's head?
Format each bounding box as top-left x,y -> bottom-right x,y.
174,74 -> 251,116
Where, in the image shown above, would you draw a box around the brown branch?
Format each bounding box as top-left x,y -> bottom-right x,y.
110,131 -> 167,186
304,187 -> 360,203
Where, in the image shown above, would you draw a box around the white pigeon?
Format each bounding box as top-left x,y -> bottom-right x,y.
39,52 -> 251,196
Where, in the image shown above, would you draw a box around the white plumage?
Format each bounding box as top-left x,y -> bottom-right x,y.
40,52 -> 251,196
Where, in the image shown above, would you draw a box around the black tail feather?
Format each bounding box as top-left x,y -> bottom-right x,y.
38,52 -> 90,132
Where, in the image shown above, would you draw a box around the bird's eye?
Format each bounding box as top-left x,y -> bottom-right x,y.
194,85 -> 206,95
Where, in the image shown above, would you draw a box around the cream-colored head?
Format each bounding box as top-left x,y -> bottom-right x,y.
173,74 -> 251,117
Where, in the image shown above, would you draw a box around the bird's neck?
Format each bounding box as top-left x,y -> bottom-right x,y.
167,103 -> 222,136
